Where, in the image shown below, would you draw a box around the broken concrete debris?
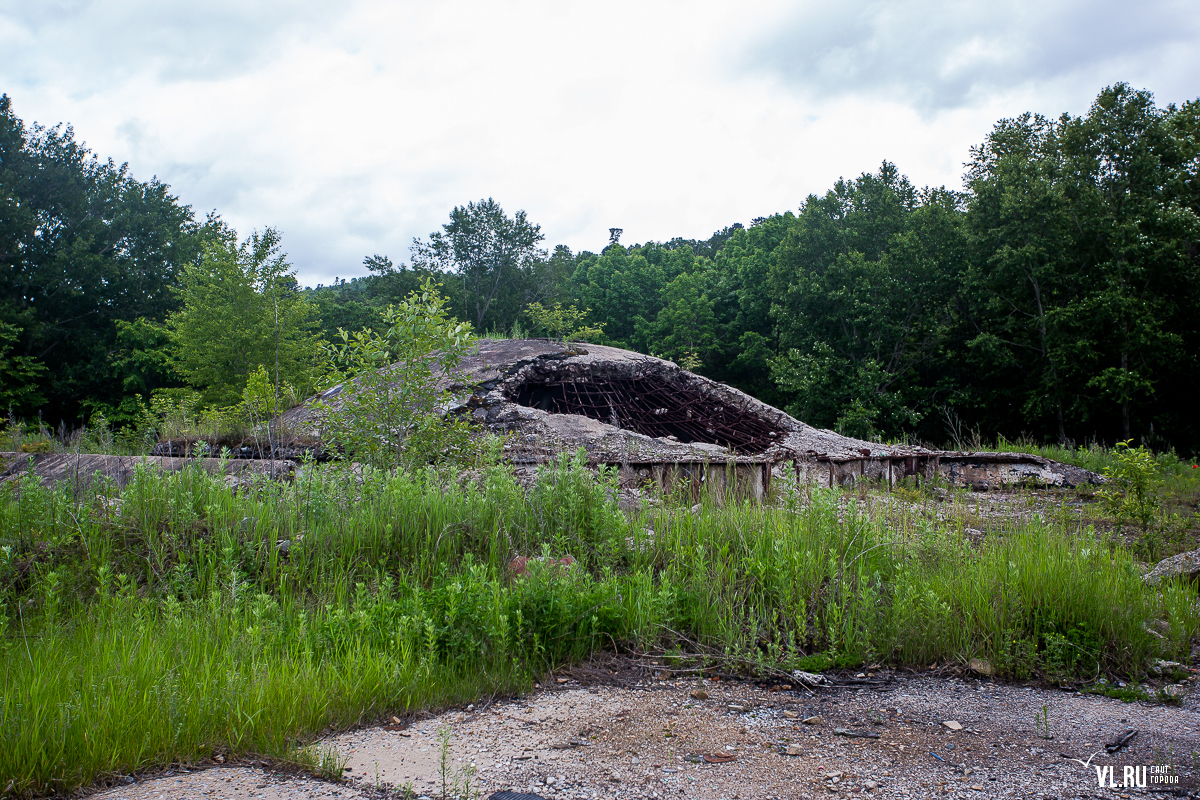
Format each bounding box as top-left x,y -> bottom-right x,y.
0,451 -> 295,490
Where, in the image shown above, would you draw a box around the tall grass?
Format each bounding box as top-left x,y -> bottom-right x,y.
1,453 -> 1196,795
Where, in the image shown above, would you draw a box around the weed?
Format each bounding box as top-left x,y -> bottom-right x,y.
294,744 -> 348,782
0,458 -> 1195,795
1084,683 -> 1152,703
1034,705 -> 1052,739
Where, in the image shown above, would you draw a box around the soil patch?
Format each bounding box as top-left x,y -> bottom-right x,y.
96,670 -> 1200,799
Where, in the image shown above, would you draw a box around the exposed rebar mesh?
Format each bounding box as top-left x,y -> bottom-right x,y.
508,376 -> 783,453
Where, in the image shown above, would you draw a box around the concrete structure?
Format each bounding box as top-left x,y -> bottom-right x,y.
279,338 -> 1101,499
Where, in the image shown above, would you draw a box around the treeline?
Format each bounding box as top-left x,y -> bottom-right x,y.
2,85 -> 1198,452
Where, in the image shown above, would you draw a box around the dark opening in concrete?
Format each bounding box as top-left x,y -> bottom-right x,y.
507,376 -> 783,453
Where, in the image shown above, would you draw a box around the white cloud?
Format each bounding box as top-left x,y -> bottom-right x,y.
2,0 -> 1196,286
747,0 -> 1200,111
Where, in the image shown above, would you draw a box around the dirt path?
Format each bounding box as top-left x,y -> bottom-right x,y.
95,670 -> 1200,800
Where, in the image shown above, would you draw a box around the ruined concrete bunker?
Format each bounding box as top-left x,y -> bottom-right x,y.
278,338 -> 1100,500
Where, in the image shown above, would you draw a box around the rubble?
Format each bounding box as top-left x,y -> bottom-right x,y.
0,452 -> 296,490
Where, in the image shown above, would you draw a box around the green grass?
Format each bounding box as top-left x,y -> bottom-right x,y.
1,452 -> 1197,795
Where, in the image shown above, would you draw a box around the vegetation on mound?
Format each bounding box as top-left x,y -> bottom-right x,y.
1,454 -> 1196,795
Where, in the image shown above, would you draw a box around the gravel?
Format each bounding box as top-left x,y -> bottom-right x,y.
93,670 -> 1200,799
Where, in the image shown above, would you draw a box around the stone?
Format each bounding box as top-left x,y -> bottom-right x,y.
690,689 -> 708,701
784,744 -> 803,756
1144,549 -> 1200,586
792,670 -> 832,687
802,716 -> 823,725
942,720 -> 963,731
783,710 -> 800,719
968,659 -> 993,676
1148,659 -> 1184,677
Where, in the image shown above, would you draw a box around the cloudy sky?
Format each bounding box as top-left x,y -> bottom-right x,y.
3,0 -> 1197,286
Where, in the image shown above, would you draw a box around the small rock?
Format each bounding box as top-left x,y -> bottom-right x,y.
467,704 -> 475,711
630,757 -> 640,765
864,780 -> 879,790
784,744 -> 803,756
690,689 -> 708,700
792,670 -> 832,687
729,704 -> 747,712
942,720 -> 963,731
391,716 -> 403,725
968,659 -> 993,676
557,677 -> 569,684
1149,659 -> 1184,677
1144,548 -> 1200,586
802,716 -> 823,725
783,710 -> 799,719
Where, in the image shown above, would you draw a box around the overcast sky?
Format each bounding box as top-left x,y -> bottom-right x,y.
3,0 -> 1197,287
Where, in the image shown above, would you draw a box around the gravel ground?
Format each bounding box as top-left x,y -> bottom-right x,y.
94,668 -> 1200,800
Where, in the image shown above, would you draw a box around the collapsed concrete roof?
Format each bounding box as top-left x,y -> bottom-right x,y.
281,338 -> 1100,493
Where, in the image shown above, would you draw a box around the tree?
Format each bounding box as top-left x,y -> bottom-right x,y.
410,198 -> 547,332
168,226 -> 322,406
318,279 -> 479,469
639,270 -> 720,371
0,94 -> 204,424
768,164 -> 963,438
0,322 -> 46,413
568,245 -> 668,349
522,302 -> 605,343
964,85 -> 1200,446
705,213 -> 795,401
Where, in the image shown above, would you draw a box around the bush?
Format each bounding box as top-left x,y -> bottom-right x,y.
317,279 -> 484,470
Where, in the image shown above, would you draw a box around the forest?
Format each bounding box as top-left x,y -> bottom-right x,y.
2,83 -> 1198,453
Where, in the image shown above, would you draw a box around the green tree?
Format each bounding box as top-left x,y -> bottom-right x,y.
705,214 -> 796,401
0,322 -> 46,413
964,85 -> 1200,446
639,270 -> 720,371
318,279 -> 479,469
522,302 -> 605,343
411,198 -> 547,332
0,94 -> 204,424
568,244 -> 667,348
768,164 -> 963,438
168,227 -> 322,406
